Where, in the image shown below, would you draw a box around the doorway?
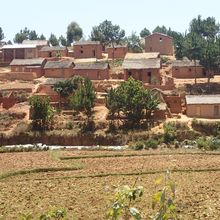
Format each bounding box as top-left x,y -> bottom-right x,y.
214,105 -> 220,117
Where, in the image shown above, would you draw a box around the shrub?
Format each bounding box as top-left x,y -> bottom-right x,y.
209,137 -> 220,150
196,137 -> 208,149
144,138 -> 158,149
66,122 -> 73,130
131,141 -> 145,150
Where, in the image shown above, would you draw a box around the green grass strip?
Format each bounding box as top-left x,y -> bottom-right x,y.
0,166 -> 82,181
37,168 -> 220,181
59,151 -> 220,160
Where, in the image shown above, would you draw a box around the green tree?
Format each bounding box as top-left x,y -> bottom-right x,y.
67,21 -> 83,45
183,32 -> 205,84
90,20 -> 125,59
59,35 -> 67,46
49,33 -> 59,46
140,27 -> 151,38
39,34 -> 46,40
0,27 -> 4,41
14,27 -> 30,43
70,77 -> 96,120
29,30 -> 38,40
29,96 -> 54,130
53,78 -> 78,108
153,25 -> 168,34
106,78 -> 160,126
7,40 -> 12,45
126,32 -> 143,53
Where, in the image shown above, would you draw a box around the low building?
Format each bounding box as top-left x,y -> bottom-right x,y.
2,44 -> 38,63
186,95 -> 220,118
73,61 -> 110,80
35,78 -> 66,102
106,45 -> 128,59
73,41 -> 102,59
145,33 -> 174,55
9,58 -> 46,80
39,46 -> 68,58
171,58 -> 205,78
44,60 -> 74,78
164,95 -> 182,114
122,53 -> 161,84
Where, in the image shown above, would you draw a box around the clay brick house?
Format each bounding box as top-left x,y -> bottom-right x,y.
9,58 -> 46,80
186,95 -> 220,118
44,60 -> 74,78
122,53 -> 161,84
73,41 -> 102,59
171,58 -> 205,78
145,33 -> 174,55
0,92 -> 16,109
2,44 -> 38,63
39,46 -> 68,58
106,45 -> 128,59
164,95 -> 182,114
73,61 -> 110,80
35,78 -> 66,102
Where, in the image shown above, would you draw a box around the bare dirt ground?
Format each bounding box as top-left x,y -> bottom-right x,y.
0,150 -> 219,219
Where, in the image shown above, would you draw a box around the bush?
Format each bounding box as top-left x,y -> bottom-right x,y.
144,138 -> 158,149
209,137 -> 220,150
66,122 -> 73,130
131,141 -> 145,150
196,136 -> 220,150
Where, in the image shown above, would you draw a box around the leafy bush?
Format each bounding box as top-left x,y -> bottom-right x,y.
196,136 -> 220,150
192,119 -> 220,136
131,141 -> 145,150
144,138 -> 158,149
65,122 -> 73,130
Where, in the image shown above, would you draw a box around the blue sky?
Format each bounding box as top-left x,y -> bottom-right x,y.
1,0 -> 220,41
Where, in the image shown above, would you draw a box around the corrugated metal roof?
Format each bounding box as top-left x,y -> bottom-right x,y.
22,40 -> 48,46
44,78 -> 66,85
74,62 -> 109,70
73,41 -> 100,46
172,59 -> 201,67
40,46 -> 67,52
125,53 -> 160,59
44,60 -> 73,69
10,58 -> 45,66
186,95 -> 220,105
2,44 -> 37,49
123,58 -> 160,69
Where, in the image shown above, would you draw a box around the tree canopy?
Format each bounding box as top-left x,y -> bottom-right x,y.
140,28 -> 151,38
14,27 -> 46,43
0,27 -> 4,41
67,22 -> 83,45
49,33 -> 59,46
126,32 -> 143,53
90,20 -> 125,47
105,77 -> 160,125
29,96 -> 54,130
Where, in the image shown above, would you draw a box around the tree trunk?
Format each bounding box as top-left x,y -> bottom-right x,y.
194,60 -> 197,84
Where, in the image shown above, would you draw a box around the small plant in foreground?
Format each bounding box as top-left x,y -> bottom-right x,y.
107,185 -> 144,220
152,171 -> 177,220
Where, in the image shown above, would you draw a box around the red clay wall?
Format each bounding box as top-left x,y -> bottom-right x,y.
36,85 -> 60,102
163,96 -> 182,114
73,69 -> 109,80
0,92 -> 16,109
172,66 -> 205,78
145,34 -> 174,55
39,50 -> 68,58
107,47 -> 128,59
74,44 -> 102,59
124,69 -> 161,84
44,68 -> 74,78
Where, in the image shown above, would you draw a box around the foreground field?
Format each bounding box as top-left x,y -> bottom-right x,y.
0,149 -> 219,219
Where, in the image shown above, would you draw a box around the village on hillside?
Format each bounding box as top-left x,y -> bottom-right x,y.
0,10 -> 220,220
1,18 -> 220,136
